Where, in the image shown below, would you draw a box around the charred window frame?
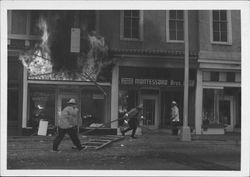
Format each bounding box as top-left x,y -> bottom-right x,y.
210,10 -> 232,45
166,10 -> 184,43
79,10 -> 96,33
120,10 -> 144,41
8,10 -> 41,39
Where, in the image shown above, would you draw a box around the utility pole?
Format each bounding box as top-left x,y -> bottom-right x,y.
180,10 -> 191,141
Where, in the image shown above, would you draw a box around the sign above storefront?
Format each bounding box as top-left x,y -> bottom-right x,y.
120,78 -> 195,87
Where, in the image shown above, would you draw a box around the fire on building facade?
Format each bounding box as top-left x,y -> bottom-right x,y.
7,10 -> 241,136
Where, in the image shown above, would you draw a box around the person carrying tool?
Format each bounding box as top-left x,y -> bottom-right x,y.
121,104 -> 144,139
52,98 -> 85,152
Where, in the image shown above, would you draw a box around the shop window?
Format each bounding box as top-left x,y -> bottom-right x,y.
202,71 -> 210,81
202,89 -> 224,129
235,72 -> 241,82
81,89 -> 106,127
28,88 -> 56,130
166,10 -> 184,42
203,87 -> 240,130
210,72 -> 219,82
226,72 -> 235,82
219,72 -> 227,82
120,10 -> 143,40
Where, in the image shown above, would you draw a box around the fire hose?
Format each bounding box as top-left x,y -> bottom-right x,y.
79,116 -> 157,135
80,116 -> 126,135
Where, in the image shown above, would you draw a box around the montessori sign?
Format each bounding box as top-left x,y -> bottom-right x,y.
120,78 -> 195,87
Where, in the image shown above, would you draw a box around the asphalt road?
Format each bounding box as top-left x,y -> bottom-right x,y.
7,131 -> 240,171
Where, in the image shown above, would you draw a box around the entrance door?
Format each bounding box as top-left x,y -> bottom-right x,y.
219,96 -> 234,131
56,91 -> 81,127
140,95 -> 159,129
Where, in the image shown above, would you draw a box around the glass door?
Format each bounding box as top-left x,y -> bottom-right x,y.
219,96 -> 234,131
140,95 -> 159,129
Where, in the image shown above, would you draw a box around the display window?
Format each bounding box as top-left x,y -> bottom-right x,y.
81,88 -> 107,127
202,88 -> 239,130
28,86 -> 56,130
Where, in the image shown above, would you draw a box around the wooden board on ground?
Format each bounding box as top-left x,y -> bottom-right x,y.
37,120 -> 48,136
82,135 -> 124,150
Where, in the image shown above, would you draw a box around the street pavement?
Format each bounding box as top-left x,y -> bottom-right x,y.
7,130 -> 241,172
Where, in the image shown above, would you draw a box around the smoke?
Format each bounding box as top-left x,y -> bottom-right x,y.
19,11 -> 110,81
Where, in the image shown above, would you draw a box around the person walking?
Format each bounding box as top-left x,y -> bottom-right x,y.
121,104 -> 143,139
52,98 -> 85,152
171,101 -> 180,135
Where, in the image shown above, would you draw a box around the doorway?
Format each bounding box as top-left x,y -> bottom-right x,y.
140,95 -> 159,129
219,96 -> 234,131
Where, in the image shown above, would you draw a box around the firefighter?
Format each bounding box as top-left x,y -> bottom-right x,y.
52,98 -> 85,152
171,101 -> 180,135
121,104 -> 143,139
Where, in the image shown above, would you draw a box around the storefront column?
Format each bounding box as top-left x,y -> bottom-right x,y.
22,67 -> 28,128
111,64 -> 119,129
195,69 -> 203,134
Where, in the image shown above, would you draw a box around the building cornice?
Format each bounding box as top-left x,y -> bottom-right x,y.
110,48 -> 198,58
199,50 -> 241,62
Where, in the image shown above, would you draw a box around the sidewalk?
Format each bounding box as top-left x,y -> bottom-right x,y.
7,131 -> 241,170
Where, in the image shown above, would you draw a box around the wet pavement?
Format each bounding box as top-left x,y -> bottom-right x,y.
7,131 -> 241,171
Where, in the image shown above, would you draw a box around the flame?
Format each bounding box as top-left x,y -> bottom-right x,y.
19,12 -> 110,82
19,16 -> 53,76
39,17 -> 49,46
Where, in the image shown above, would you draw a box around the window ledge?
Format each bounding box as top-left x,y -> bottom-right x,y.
211,41 -> 232,46
8,33 -> 41,41
166,40 -> 184,43
120,37 -> 143,42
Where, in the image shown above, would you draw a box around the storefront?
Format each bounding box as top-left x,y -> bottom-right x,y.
118,66 -> 196,131
22,70 -> 111,135
195,69 -> 241,134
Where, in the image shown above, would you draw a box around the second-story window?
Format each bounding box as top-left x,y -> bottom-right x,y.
213,10 -> 227,42
30,11 -> 41,35
166,10 -> 184,42
80,10 -> 96,33
9,10 -> 41,36
120,10 -> 143,40
211,10 -> 232,44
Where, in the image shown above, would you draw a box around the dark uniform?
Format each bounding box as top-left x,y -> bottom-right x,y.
121,104 -> 143,138
171,101 -> 180,135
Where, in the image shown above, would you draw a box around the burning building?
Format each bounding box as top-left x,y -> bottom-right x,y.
7,10 -> 241,136
9,10 -> 114,135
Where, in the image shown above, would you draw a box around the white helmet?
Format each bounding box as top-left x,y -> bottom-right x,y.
171,101 -> 177,105
67,98 -> 77,104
